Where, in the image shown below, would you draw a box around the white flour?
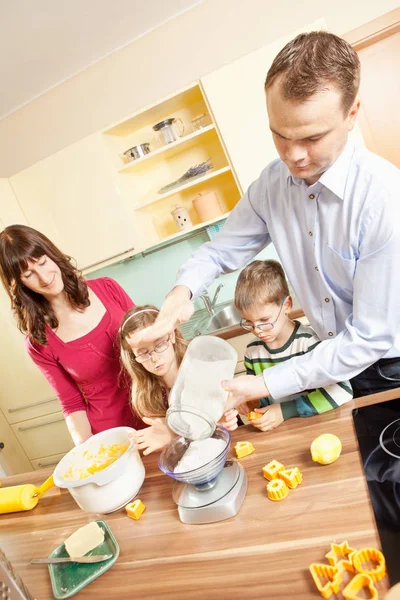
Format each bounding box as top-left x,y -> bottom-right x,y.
174,438 -> 227,473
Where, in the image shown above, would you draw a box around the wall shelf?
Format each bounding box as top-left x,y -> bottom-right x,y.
118,125 -> 215,173
135,166 -> 232,209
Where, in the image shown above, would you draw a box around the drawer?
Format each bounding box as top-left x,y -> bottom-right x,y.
31,452 -> 68,471
11,411 -> 74,460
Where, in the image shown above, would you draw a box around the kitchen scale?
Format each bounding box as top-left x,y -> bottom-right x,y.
158,423 -> 247,525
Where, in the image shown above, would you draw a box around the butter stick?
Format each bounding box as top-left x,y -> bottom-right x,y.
64,522 -> 105,557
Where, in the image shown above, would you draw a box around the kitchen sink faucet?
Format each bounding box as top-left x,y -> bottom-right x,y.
200,283 -> 224,316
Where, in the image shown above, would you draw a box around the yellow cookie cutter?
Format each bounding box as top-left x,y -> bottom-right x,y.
309,563 -> 342,599
277,467 -> 303,489
125,498 -> 146,520
342,573 -> 378,600
234,441 -> 255,459
262,460 -> 285,481
266,478 -> 289,501
352,547 -> 386,582
325,540 -> 357,573
246,411 -> 260,421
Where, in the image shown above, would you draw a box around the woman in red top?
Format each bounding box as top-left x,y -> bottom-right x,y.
0,224 -> 145,445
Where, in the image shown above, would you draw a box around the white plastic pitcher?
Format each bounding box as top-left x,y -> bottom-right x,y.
166,336 -> 237,440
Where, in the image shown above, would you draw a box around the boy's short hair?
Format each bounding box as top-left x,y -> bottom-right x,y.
234,260 -> 290,312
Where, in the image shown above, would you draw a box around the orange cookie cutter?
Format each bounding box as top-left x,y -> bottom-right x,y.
342,573 -> 378,600
234,441 -> 255,459
309,563 -> 342,599
325,540 -> 357,573
266,478 -> 289,501
277,467 -> 303,489
352,547 -> 386,582
246,411 -> 260,421
262,460 -> 285,481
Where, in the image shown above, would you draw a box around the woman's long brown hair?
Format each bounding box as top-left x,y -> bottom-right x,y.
119,305 -> 187,418
0,224 -> 89,344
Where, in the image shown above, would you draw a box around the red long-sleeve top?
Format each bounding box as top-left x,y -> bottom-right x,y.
26,277 -> 145,434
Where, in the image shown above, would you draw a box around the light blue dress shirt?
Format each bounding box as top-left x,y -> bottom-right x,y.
175,141 -> 400,400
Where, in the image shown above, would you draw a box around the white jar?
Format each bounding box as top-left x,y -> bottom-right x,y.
171,205 -> 193,232
166,336 -> 238,440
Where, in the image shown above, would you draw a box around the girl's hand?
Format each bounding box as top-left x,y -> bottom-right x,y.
129,418 -> 175,455
250,404 -> 284,432
218,409 -> 239,431
236,400 -> 261,415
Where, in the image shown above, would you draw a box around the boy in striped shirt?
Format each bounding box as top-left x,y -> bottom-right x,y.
234,260 -> 353,432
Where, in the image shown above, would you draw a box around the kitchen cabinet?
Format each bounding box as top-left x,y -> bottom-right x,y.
9,133 -> 137,271
0,407 -> 32,475
11,411 -> 74,461
101,82 -> 241,253
201,20 -> 328,191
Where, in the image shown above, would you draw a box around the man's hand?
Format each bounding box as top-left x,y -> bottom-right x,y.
129,418 -> 175,455
218,409 -> 239,431
222,374 -> 269,411
250,404 -> 284,432
128,286 -> 194,346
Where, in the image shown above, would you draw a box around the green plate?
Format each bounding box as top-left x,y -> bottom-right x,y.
48,520 -> 119,599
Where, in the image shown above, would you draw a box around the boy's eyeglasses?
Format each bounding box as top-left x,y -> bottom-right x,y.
134,336 -> 170,363
240,298 -> 286,332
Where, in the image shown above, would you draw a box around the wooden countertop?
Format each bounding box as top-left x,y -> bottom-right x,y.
1,387 -> 398,599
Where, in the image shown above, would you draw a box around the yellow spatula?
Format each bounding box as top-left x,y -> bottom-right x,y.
0,474 -> 55,514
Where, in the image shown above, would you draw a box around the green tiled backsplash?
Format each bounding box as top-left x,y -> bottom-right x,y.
86,233 -> 299,324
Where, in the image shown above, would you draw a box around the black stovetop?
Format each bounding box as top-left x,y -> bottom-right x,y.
353,397 -> 400,585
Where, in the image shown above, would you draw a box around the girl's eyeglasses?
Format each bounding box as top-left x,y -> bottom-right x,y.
240,298 -> 286,332
134,335 -> 170,363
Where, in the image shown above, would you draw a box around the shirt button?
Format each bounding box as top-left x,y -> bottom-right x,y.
315,266 -> 319,271
309,194 -> 315,199
328,331 -> 334,336
309,231 -> 313,236
325,298 -> 330,303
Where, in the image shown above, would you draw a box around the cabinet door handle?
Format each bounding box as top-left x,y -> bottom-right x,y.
8,397 -> 58,413
18,416 -> 64,432
0,442 -> 4,450
37,459 -> 61,468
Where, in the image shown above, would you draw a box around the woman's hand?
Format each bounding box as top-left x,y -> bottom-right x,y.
218,409 -> 239,431
250,404 -> 284,432
222,374 -> 269,411
129,418 -> 175,455
128,286 -> 194,346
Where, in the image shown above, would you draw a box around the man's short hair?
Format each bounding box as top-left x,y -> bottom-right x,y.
265,31 -> 360,114
235,260 -> 290,312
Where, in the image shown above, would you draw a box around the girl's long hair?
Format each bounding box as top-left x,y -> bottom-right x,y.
119,305 -> 187,418
0,224 -> 89,344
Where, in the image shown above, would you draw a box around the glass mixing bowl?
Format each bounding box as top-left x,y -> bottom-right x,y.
158,426 -> 230,487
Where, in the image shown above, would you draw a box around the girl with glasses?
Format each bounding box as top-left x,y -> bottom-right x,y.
119,305 -> 239,455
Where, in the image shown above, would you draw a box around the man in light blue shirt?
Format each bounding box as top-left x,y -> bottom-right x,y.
130,31 -> 400,413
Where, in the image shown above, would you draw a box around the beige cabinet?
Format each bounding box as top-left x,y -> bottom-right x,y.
200,20 -> 326,191
0,408 -> 32,475
9,133 -> 137,270
11,411 -> 74,461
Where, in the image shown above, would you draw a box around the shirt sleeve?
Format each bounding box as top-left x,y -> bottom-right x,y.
175,173 -> 271,299
280,382 -> 353,420
265,189 -> 400,399
101,277 -> 135,312
26,338 -> 87,417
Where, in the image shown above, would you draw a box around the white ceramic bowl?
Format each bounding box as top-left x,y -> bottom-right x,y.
53,427 -> 145,514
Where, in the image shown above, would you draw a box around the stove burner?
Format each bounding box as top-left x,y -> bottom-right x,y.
379,417 -> 400,459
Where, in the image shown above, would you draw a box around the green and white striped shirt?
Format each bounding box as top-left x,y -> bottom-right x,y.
245,321 -> 353,420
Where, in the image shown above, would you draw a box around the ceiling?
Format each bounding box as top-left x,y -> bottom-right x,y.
0,0 -> 203,120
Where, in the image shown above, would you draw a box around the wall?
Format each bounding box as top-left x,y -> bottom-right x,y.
0,0 -> 399,176
86,229 -> 284,314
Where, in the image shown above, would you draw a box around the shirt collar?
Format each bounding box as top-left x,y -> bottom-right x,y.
286,140 -> 355,199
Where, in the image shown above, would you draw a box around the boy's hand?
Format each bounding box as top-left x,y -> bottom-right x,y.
251,404 -> 284,432
129,418 -> 175,455
218,409 -> 239,431
222,374 -> 269,411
